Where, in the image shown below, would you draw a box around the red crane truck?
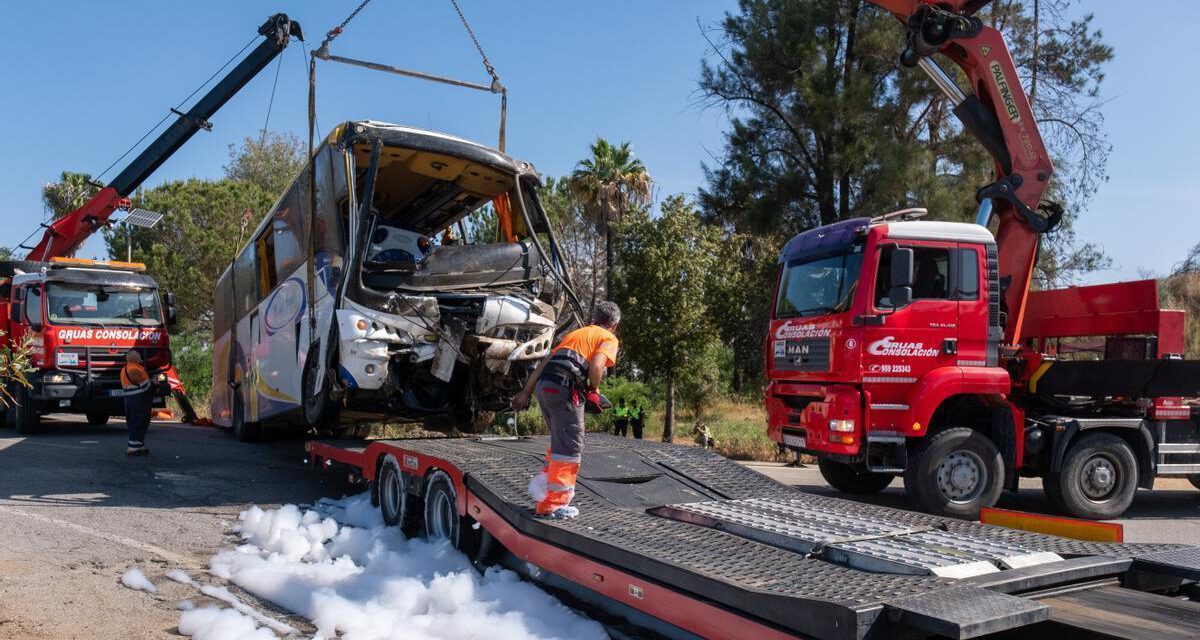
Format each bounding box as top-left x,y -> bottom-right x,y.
0,13 -> 303,433
766,0 -> 1200,520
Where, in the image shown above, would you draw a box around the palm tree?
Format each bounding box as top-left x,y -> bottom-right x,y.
566,138 -> 652,300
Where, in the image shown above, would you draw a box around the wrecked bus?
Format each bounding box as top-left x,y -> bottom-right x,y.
212,121 -> 572,439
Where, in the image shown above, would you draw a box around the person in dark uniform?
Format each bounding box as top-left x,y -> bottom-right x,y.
120,351 -> 152,456
631,402 -> 645,440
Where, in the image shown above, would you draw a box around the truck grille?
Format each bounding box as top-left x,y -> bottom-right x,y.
773,338 -> 831,372
53,346 -> 169,371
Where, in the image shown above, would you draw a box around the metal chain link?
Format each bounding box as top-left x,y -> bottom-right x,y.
448,0 -> 499,82
321,0 -> 374,48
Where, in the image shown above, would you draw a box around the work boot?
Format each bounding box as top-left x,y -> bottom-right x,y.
126,447 -> 150,456
535,505 -> 579,520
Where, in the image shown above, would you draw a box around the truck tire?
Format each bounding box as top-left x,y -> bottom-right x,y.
378,455 -> 419,533
14,386 -> 39,435
85,412 -> 109,426
903,427 -> 1003,519
1042,432 -> 1137,520
818,459 -> 894,494
423,470 -> 480,557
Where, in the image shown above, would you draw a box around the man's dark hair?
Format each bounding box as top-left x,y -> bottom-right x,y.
593,301 -> 621,328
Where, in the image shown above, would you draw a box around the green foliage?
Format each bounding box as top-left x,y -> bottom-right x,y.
0,332 -> 33,410
170,331 -> 213,400
41,171 -> 100,220
223,130 -> 306,195
699,0 -> 1114,286
676,341 -> 734,421
0,247 -> 13,261
104,178 -> 275,332
600,376 -> 650,408
613,195 -> 723,437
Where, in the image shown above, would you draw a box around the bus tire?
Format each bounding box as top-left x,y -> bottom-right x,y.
232,394 -> 261,442
423,470 -> 480,557
303,343 -> 339,429
378,455 -> 418,534
903,427 -> 1003,519
1043,432 -> 1137,520
14,386 -> 39,435
818,458 -> 894,495
85,412 -> 109,426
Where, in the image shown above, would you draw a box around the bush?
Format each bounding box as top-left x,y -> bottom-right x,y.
171,332 -> 213,400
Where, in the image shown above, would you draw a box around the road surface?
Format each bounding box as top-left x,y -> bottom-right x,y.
1,417 -> 1198,639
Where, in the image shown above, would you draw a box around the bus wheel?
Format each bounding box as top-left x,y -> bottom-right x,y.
14,386 -> 39,435
818,459 -> 894,494
232,395 -> 261,442
379,455 -> 418,534
85,412 -> 109,426
423,470 -> 480,557
303,343 -> 339,428
1043,433 -> 1137,520
903,427 -> 1003,519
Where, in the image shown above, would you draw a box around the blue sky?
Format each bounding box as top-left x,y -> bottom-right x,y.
0,1 -> 1195,283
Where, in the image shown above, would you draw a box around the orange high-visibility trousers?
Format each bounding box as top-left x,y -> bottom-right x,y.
532,378 -> 585,514
536,450 -> 581,515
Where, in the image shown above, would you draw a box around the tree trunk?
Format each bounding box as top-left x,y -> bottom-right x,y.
732,366 -> 743,394
604,217 -> 614,300
663,373 -> 676,443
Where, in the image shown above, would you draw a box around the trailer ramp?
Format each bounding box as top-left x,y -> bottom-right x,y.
314,435 -> 1197,639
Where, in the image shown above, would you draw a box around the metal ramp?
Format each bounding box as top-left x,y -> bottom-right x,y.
656,497 -> 1063,579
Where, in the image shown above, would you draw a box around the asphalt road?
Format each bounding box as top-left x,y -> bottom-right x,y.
0,415 -> 342,639
2,417 -> 1199,639
747,461 -> 1200,544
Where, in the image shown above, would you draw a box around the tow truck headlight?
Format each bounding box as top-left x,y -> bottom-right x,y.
44,372 -> 72,384
829,419 -> 856,433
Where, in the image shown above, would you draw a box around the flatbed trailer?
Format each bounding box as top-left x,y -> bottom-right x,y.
307,434 -> 1200,639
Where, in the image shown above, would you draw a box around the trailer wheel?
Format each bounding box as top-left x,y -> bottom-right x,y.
379,455 -> 417,533
14,386 -> 39,435
903,427 -> 1003,519
818,459 -> 894,494
423,470 -> 481,557
1043,432 -> 1137,520
85,412 -> 109,426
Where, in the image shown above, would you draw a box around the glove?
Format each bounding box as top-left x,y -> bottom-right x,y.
583,391 -> 612,415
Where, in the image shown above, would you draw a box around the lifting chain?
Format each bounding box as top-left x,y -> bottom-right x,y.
320,0 -> 374,50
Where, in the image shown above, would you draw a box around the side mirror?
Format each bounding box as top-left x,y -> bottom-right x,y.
164,291 -> 177,326
888,247 -> 914,308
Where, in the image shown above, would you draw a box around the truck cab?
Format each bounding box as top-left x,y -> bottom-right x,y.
2,259 -> 175,433
767,213 -> 1012,517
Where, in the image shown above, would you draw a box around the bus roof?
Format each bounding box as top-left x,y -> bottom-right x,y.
336,121 -> 537,179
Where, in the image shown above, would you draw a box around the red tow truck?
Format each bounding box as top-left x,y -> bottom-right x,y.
767,0 -> 1200,519
0,13 -> 303,433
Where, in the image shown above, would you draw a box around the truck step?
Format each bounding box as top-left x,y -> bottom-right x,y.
655,497 -> 1062,579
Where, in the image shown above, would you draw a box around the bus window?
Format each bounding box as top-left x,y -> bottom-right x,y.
233,245 -> 257,318
213,270 -> 232,339
273,167 -> 310,280
255,228 -> 278,298
314,146 -> 345,255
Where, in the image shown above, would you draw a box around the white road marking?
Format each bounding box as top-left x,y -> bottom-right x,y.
0,505 -> 193,565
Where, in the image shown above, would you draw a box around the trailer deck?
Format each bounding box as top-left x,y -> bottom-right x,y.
307,434 -> 1200,639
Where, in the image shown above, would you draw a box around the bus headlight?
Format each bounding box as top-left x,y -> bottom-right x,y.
829,419 -> 856,433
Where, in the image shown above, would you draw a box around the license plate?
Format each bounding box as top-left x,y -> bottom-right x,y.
108,389 -> 124,397
56,352 -> 79,367
783,432 -> 807,449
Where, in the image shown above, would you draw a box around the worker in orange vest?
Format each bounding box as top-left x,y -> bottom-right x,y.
120,351 -> 152,456
512,301 -> 621,519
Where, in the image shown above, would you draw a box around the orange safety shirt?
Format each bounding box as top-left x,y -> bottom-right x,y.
553,325 -> 619,368
120,362 -> 150,391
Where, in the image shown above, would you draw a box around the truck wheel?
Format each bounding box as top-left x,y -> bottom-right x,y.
85,412 -> 109,426
14,386 -> 39,435
1043,433 -> 1137,520
423,470 -> 480,557
903,427 -> 1003,519
818,459 -> 894,494
379,455 -> 418,534
303,343 -> 340,429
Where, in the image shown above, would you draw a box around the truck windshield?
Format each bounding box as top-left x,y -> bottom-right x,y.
775,247 -> 864,318
45,283 -> 162,326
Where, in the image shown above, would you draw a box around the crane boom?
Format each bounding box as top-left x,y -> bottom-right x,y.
870,0 -> 1056,345
25,13 -> 303,262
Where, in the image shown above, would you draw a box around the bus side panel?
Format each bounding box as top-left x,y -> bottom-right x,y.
211,332 -> 233,427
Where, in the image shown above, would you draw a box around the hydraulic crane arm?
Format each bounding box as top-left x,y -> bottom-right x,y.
24,13 -> 303,262
870,0 -> 1057,345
